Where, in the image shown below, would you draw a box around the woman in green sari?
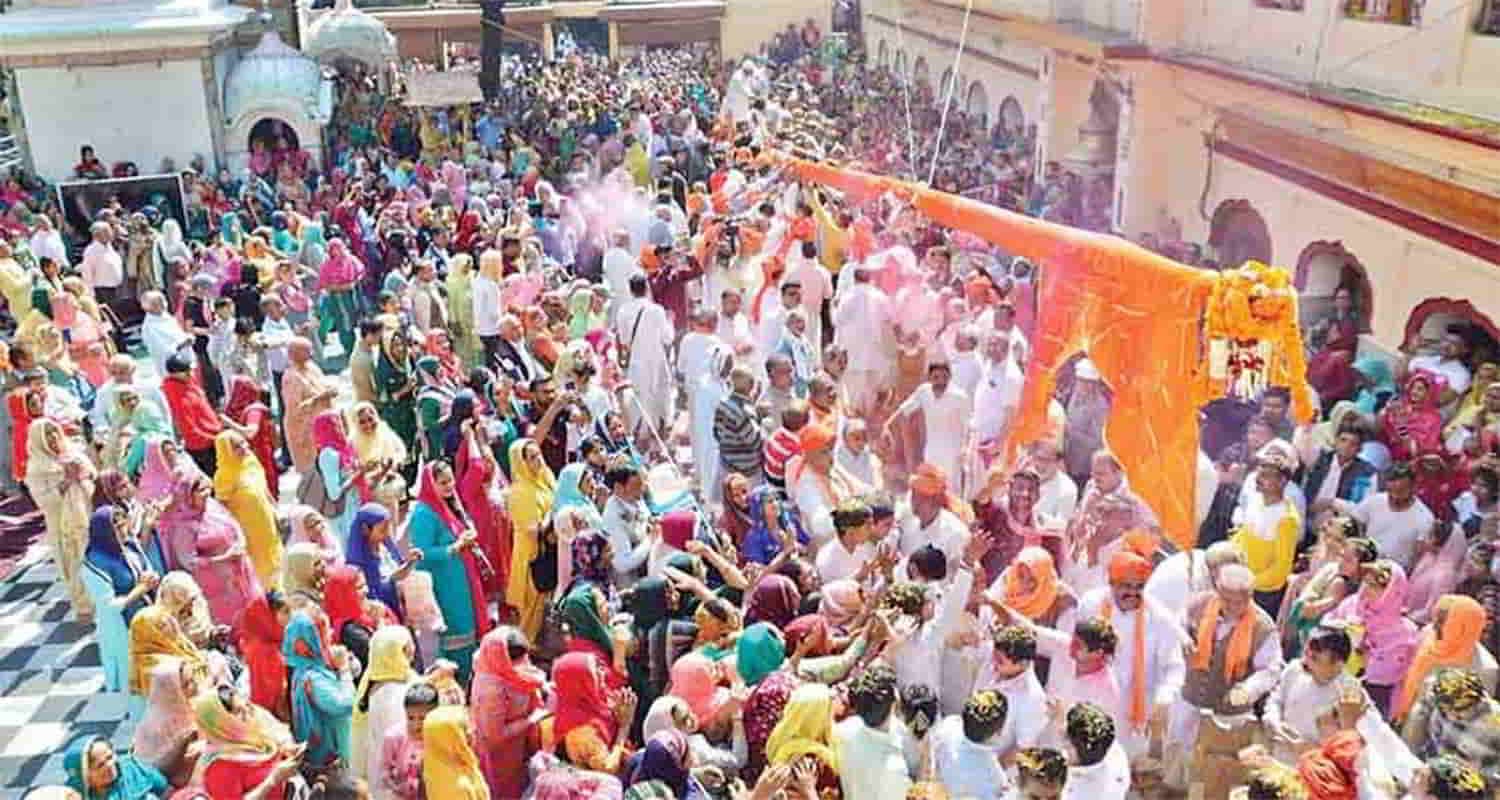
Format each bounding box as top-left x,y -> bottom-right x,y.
415,356 -> 455,463
374,331 -> 419,458
445,254 -> 481,368
116,396 -> 174,477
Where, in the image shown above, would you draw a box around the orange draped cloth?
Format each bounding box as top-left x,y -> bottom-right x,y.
783,156 -> 1225,548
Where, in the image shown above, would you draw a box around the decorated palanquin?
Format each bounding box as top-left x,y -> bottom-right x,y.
779,156 -> 1313,550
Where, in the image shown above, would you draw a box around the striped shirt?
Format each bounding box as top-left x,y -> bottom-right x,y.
713,393 -> 764,476
763,427 -> 802,487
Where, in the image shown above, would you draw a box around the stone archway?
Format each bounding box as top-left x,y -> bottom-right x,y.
1208,199 -> 1272,270
1294,241 -> 1373,334
1405,299 -> 1500,367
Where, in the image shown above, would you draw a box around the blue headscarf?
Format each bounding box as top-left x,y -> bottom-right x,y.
282,611 -> 353,768
83,506 -> 150,624
344,503 -> 400,613
64,734 -> 167,800
219,211 -> 243,247
741,485 -> 808,565
1354,356 -> 1397,415
551,463 -> 598,519
441,389 -> 479,460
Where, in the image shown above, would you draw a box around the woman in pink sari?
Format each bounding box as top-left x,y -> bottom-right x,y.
159,474 -> 262,625
53,278 -> 111,386
471,627 -> 547,798
1326,559 -> 1420,714
1380,372 -> 1445,463
1407,522 -> 1469,627
281,337 -> 337,475
137,438 -> 206,510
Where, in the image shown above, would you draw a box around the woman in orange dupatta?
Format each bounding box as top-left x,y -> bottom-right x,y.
1393,594 -> 1491,721
235,591 -> 291,720
471,627 -> 547,798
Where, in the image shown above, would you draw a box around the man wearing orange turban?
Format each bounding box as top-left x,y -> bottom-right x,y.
788,422 -> 866,548
893,463 -> 972,576
1085,549 -> 1187,765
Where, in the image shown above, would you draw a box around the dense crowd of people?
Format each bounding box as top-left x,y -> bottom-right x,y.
0,29 -> 1499,800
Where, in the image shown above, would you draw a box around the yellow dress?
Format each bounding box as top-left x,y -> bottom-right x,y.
1230,502 -> 1301,594
213,433 -> 283,587
423,706 -> 490,800
505,440 -> 556,641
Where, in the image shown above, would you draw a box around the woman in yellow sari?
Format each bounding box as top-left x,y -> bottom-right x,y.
127,589 -> 210,717
352,626 -> 419,780
347,402 -> 410,515
445,254 -> 481,369
242,235 -> 277,289
505,439 -> 556,641
422,705 -> 490,800
213,431 -> 282,587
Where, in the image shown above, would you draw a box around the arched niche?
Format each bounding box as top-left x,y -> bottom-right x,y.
1294,241 -> 1373,334
967,81 -> 990,126
1405,298 -> 1500,367
224,112 -> 323,175
999,95 -> 1025,136
1208,199 -> 1272,270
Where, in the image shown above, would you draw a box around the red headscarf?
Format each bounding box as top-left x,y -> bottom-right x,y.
552,652 -> 617,744
660,510 -> 697,552
783,615 -> 831,656
235,594 -> 287,716
749,255 -> 786,324
415,461 -> 467,537
474,627 -> 545,696
415,462 -> 493,638
323,564 -> 390,634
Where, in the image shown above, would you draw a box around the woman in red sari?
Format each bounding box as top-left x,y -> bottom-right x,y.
424,330 -> 466,389
1307,287 -> 1363,406
471,626 -> 547,798
453,399 -> 512,599
234,592 -> 290,721
1381,372 -> 1445,463
221,376 -> 279,500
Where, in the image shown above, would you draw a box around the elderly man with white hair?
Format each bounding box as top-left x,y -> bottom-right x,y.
602,228 -> 637,321
89,354 -> 169,437
81,220 -> 124,304
1165,562 -> 1285,793
139,291 -> 191,374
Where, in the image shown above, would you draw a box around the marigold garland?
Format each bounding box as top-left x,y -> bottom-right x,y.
1196,261 -> 1315,422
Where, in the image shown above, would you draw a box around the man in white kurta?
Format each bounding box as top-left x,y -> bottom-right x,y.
890,362 -> 974,490
602,231 -> 637,322
613,274 -> 675,439
139,291 -> 192,374
834,665 -> 914,800
896,464 -> 971,574
1076,552 -> 1188,760
832,267 -> 891,417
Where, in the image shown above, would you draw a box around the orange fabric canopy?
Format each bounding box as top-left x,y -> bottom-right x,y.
781,156 -> 1302,549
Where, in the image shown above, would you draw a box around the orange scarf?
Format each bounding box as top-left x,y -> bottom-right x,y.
1005,547 -> 1059,621
1192,597 -> 1255,682
1100,596 -> 1148,730
1394,594 -> 1487,719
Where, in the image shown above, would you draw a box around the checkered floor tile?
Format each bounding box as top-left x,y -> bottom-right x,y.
0,551 -> 136,799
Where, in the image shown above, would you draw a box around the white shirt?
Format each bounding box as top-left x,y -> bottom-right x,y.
815,536 -> 875,584
1334,492 -> 1435,570
603,494 -> 652,585
1062,742 -> 1132,800
972,666 -> 1048,756
29,229 -> 68,270
714,311 -> 757,359
1145,550 -> 1214,616
973,358 -> 1024,443
141,311 -> 191,373
834,717 -> 914,800
895,383 -> 974,483
896,506 -> 970,573
677,331 -> 716,394
1075,590 -> 1189,757
1037,470 -> 1079,521
81,240 -> 124,289
1263,659 -> 1374,748
1409,354 -> 1472,397
603,247 -> 636,317
261,316 -> 294,374
471,275 -> 503,337
930,715 -> 1012,800
889,566 -> 974,694
833,282 -> 891,373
